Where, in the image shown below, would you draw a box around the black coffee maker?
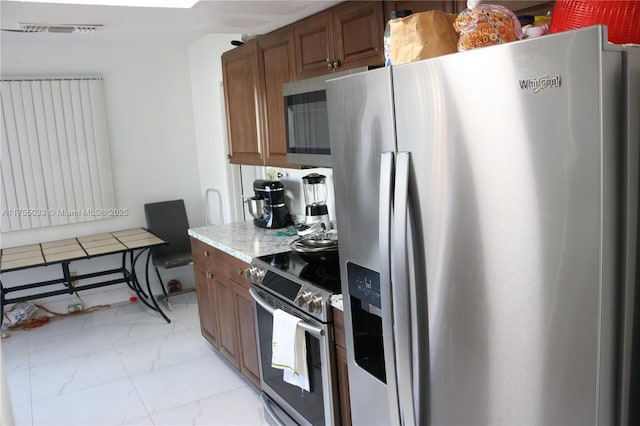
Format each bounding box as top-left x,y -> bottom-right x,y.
248,179 -> 291,229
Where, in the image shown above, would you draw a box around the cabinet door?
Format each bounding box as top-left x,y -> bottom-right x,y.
258,28 -> 297,168
294,11 -> 334,79
194,263 -> 219,349
234,284 -> 261,388
215,276 -> 240,367
333,1 -> 385,71
333,307 -> 351,425
335,344 -> 352,426
222,41 -> 264,165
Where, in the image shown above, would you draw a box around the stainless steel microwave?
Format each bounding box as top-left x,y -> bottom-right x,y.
283,67 -> 370,167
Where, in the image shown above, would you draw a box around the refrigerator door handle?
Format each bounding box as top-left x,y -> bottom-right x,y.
379,151 -> 400,425
392,151 -> 417,425
619,49 -> 640,426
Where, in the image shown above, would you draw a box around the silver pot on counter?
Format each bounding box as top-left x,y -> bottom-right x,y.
290,229 -> 339,264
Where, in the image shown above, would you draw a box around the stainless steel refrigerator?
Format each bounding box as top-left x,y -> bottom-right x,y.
327,26 -> 640,426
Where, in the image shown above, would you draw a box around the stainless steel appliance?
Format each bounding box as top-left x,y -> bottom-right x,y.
298,173 -> 331,236
283,67 -> 369,167
247,251 -> 342,426
326,26 -> 640,425
250,179 -> 291,229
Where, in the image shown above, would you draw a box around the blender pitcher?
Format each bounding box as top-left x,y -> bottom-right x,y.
300,173 -> 331,234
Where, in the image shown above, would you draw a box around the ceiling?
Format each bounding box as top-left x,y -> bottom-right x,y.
0,0 -> 341,46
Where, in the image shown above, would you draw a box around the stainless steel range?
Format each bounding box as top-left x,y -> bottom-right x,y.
247,251 -> 341,426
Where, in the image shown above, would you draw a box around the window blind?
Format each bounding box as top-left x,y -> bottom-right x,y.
1,77 -> 115,231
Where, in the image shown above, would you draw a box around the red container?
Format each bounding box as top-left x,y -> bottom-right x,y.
549,0 -> 640,44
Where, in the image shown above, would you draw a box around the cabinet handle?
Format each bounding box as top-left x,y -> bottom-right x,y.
204,250 -> 209,258
326,58 -> 340,70
236,268 -> 244,276
206,272 -> 213,279
326,58 -> 333,70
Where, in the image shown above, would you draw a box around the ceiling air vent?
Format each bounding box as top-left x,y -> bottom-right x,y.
19,23 -> 103,33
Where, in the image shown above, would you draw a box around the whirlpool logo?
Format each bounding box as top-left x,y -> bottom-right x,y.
519,75 -> 562,93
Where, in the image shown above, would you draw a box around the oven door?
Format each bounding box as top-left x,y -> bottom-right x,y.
250,286 -> 338,426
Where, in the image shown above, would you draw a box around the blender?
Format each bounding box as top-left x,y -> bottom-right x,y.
299,173 -> 331,235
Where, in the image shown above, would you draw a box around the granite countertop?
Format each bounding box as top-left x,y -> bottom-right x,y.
188,221 -> 299,264
188,220 -> 343,310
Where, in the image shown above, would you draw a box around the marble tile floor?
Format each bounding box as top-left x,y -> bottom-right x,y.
1,292 -> 268,426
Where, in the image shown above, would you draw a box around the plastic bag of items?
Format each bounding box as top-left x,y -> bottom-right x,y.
453,0 -> 522,51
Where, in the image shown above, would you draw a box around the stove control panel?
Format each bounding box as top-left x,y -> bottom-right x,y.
250,254 -> 337,322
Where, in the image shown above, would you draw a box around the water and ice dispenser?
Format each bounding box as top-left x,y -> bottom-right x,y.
347,262 -> 386,383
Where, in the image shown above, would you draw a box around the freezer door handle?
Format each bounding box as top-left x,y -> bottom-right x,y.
379,151 -> 400,425
619,50 -> 640,426
392,151 -> 417,425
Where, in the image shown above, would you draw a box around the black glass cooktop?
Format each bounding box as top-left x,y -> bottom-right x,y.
256,250 -> 341,294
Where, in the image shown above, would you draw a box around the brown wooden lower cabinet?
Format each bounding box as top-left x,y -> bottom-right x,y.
214,275 -> 240,368
234,283 -> 261,386
334,306 -> 352,426
191,235 -> 352,406
193,264 -> 219,349
190,237 -> 260,388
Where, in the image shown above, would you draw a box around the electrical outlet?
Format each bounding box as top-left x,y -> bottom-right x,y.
266,168 -> 277,181
70,271 -> 78,287
267,167 -> 289,180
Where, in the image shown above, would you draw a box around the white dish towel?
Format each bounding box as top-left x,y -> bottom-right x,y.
271,308 -> 310,392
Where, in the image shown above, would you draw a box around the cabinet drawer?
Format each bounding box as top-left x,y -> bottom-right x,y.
190,237 -> 216,266
190,238 -> 251,286
218,250 -> 251,289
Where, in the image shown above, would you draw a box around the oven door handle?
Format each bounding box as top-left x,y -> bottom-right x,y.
249,287 -> 325,337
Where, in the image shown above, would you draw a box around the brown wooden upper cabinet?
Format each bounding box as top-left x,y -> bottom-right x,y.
223,29 -> 298,167
222,41 -> 264,165
257,27 -> 297,168
294,1 -> 385,79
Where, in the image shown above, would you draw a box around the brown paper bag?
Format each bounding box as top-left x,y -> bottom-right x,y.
389,11 -> 459,66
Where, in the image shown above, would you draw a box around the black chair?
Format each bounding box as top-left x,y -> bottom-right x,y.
144,199 -> 193,309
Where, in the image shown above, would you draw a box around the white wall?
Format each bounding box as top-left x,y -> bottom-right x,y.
1,43 -> 205,244
0,42 -> 204,311
0,34 -> 338,315
188,34 -> 243,225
